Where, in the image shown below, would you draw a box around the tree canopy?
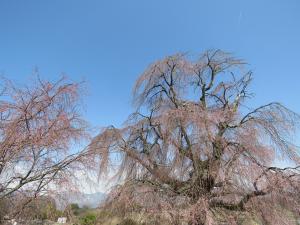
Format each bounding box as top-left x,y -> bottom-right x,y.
90,50 -> 300,224
0,76 -> 91,218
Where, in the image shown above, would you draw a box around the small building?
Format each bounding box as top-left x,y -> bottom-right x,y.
57,217 -> 67,224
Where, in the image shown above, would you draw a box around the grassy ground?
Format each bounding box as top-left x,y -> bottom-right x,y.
25,206 -> 299,225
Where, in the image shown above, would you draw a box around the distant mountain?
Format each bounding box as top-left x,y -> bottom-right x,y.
77,192 -> 107,208
57,191 -> 107,209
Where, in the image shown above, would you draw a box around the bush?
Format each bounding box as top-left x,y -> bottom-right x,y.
79,213 -> 97,225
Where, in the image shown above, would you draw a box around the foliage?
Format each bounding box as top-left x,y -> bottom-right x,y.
79,212 -> 97,225
71,203 -> 80,210
90,50 -> 300,224
70,203 -> 81,216
0,76 -> 92,218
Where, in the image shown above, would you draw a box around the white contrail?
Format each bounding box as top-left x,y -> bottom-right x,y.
238,11 -> 243,26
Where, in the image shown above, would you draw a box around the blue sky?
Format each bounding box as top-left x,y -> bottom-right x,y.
0,0 -> 299,130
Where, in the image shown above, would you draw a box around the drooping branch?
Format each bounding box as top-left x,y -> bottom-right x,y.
0,76 -> 91,210
92,50 -> 300,224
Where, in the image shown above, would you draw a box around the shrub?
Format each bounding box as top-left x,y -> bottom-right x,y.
79,213 -> 97,225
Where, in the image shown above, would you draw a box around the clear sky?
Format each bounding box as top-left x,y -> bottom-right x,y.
0,0 -> 299,129
1,0 -> 299,194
